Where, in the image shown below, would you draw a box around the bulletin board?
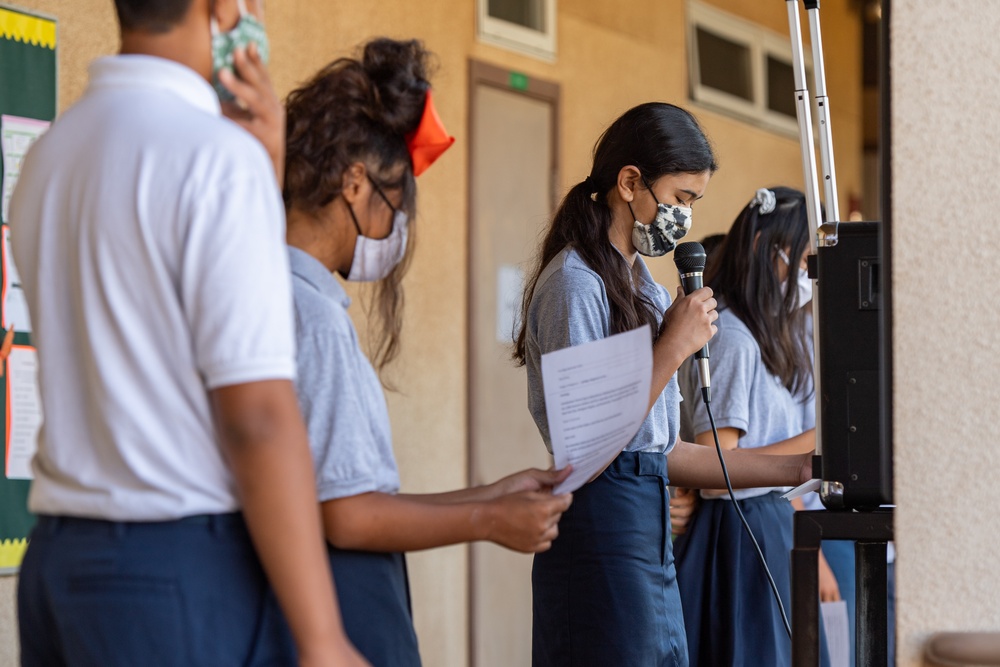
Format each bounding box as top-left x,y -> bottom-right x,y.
0,4 -> 56,573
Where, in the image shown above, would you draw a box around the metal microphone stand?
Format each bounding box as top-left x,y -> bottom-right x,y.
786,2 -> 893,665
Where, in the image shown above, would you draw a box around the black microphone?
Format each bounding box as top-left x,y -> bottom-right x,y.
674,242 -> 711,403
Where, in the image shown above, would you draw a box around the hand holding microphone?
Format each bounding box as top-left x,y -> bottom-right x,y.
658,242 -> 716,402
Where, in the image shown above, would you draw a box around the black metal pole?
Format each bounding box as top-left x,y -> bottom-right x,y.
856,541 -> 889,667
792,510 -> 893,665
792,512 -> 822,666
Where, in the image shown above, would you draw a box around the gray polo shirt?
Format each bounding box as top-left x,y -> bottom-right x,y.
525,246 -> 682,456
289,247 -> 400,501
678,304 -> 811,499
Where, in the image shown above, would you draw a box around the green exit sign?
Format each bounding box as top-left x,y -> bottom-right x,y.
508,71 -> 529,91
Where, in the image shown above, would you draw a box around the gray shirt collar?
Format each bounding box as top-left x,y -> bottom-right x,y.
630,254 -> 661,302
608,244 -> 657,296
632,254 -> 655,286
287,246 -> 351,308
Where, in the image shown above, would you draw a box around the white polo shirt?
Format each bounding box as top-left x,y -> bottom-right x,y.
9,55 -> 296,521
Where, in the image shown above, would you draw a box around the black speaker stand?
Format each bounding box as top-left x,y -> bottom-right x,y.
791,508 -> 894,666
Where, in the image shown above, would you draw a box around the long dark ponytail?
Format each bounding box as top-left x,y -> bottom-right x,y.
513,102 -> 718,364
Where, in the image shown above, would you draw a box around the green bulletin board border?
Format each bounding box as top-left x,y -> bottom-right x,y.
0,3 -> 57,574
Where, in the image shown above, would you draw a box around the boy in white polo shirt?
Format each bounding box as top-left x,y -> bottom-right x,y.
9,1 -> 365,665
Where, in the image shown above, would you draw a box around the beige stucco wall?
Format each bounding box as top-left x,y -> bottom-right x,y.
0,1 -> 863,665
892,1 -> 1000,665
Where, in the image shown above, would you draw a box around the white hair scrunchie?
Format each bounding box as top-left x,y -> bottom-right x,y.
752,188 -> 776,215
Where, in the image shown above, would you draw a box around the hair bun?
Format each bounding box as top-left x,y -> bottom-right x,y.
361,38 -> 432,137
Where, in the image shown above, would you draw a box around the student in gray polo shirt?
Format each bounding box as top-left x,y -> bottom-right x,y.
280,39 -> 573,667
514,106 -> 818,667
674,187 -> 831,667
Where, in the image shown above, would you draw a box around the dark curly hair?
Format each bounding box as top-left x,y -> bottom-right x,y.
284,38 -> 433,376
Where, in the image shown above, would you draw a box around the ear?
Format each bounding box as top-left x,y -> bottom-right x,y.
752,229 -> 762,253
340,162 -> 370,207
212,0 -> 242,31
615,166 -> 643,203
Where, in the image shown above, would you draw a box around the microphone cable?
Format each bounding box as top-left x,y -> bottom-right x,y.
675,240 -> 791,638
701,388 -> 792,640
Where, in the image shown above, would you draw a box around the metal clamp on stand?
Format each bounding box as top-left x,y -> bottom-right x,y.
792,509 -> 893,666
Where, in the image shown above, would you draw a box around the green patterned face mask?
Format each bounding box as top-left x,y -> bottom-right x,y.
210,0 -> 270,103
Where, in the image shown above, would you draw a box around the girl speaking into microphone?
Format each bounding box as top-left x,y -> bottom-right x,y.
515,105 -> 816,667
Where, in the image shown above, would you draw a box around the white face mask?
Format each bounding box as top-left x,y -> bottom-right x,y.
630,202 -> 693,257
778,248 -> 813,308
347,208 -> 409,282
626,178 -> 693,257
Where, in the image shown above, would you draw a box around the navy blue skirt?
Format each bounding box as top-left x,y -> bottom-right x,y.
532,451 -> 688,666
674,492 -> 830,667
327,547 -> 421,667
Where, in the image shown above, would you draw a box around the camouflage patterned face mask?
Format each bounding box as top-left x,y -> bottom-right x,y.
210,0 -> 270,103
627,180 -> 693,257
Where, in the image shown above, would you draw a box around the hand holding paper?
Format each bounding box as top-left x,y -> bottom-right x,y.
490,466 -> 573,496
541,326 -> 653,495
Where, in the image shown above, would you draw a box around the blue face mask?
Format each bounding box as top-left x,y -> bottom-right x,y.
210,0 -> 270,102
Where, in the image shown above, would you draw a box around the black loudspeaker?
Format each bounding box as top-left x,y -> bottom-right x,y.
813,221 -> 893,510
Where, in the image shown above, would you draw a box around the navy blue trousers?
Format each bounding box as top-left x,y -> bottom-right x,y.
18,514 -> 295,667
327,547 -> 421,667
532,451 -> 688,666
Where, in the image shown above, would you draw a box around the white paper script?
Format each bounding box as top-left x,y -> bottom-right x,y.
6,346 -> 42,479
542,326 -> 653,495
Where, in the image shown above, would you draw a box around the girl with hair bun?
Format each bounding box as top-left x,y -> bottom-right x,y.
283,38 -> 573,666
515,108 -> 815,666
673,186 -> 833,667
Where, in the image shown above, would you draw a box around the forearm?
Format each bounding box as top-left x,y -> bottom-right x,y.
752,429 -> 816,456
323,492 -> 489,552
216,384 -> 349,657
694,428 -> 813,456
666,439 -> 805,489
400,467 -> 572,505
649,344 -> 686,412
692,428 -> 738,493
397,484 -> 499,505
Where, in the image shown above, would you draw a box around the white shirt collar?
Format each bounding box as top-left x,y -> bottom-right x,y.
87,55 -> 221,116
